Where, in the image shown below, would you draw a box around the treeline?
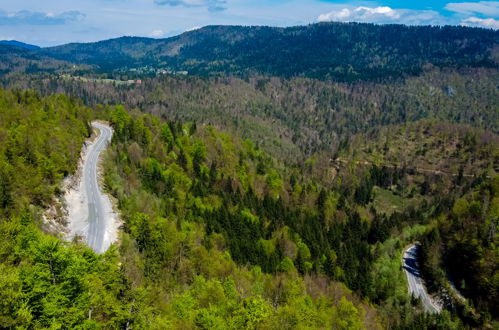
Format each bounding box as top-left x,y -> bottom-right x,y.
163,23 -> 498,81
0,44 -> 76,77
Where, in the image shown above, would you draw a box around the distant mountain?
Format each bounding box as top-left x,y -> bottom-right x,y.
36,23 -> 499,81
0,40 -> 40,50
0,43 -> 79,76
0,23 -> 498,81
39,36 -> 158,72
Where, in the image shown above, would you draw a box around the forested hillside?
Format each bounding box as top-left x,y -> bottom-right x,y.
0,23 -> 497,81
0,89 -> 374,328
4,67 -> 498,160
0,41 -> 40,50
0,44 -> 78,76
420,177 -> 499,325
0,89 -> 129,328
0,89 -> 91,215
100,105 -> 491,328
1,88 -> 497,328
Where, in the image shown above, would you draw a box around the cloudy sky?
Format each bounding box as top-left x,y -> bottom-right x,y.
0,0 -> 498,46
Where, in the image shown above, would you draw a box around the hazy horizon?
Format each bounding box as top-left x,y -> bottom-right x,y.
0,0 -> 498,46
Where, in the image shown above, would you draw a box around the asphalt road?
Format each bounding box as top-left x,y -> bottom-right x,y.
84,122 -> 113,253
403,244 -> 441,313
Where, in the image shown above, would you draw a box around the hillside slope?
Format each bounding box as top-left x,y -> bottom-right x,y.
4,68 -> 497,161
0,90 -> 377,328
0,40 -> 40,50
3,23 -> 498,81
0,88 -> 497,328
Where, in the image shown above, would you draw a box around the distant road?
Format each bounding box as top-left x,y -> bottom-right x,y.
403,244 -> 441,313
332,158 -> 486,178
84,122 -> 113,253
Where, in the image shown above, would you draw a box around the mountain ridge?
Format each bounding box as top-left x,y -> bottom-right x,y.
2,22 -> 498,81
0,40 -> 40,50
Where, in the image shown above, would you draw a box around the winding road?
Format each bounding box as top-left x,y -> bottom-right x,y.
84,122 -> 114,253
403,244 -> 441,313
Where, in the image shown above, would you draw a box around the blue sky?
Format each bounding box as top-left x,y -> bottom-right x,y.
0,0 -> 497,46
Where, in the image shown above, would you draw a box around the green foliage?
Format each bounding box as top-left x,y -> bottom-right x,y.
0,90 -> 139,328
266,170 -> 283,198
0,217 -> 133,328
0,86 -> 495,328
420,176 -> 499,324
102,107 -> 373,328
332,296 -> 364,330
0,89 -> 91,216
6,67 -> 498,163
232,296 -> 272,329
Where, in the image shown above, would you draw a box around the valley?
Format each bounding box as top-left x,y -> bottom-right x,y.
0,21 -> 497,329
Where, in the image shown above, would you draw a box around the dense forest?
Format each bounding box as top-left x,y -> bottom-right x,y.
419,178 -> 499,325
0,88 -> 497,328
1,23 -> 498,81
3,67 -> 498,161
0,89 -> 373,328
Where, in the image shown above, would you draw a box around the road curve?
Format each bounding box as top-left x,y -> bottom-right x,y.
84,122 -> 113,253
403,244 -> 441,313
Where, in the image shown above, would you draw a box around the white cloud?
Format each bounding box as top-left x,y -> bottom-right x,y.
150,29 -> 164,37
186,26 -> 201,31
318,6 -> 400,22
445,1 -> 499,17
0,10 -> 85,25
317,6 -> 444,26
460,16 -> 499,28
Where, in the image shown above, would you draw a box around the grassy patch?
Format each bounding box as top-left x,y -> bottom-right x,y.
370,186 -> 424,216
370,187 -> 406,215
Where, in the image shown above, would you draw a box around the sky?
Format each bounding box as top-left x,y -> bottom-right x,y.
0,0 -> 498,46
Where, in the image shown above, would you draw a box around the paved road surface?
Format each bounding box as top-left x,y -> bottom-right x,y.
84,122 -> 113,253
403,244 -> 441,313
